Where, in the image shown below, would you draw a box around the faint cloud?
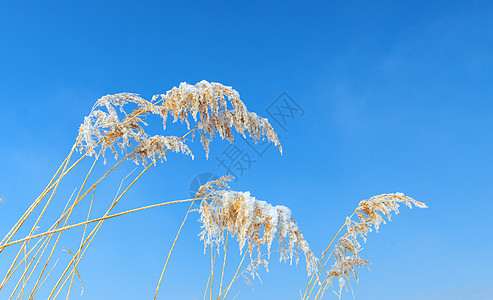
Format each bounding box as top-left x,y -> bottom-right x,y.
331,85 -> 367,131
379,12 -> 493,77
414,285 -> 493,300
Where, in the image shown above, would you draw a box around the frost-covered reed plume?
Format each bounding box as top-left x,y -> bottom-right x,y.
303,193 -> 427,300
77,80 -> 281,164
196,176 -> 318,276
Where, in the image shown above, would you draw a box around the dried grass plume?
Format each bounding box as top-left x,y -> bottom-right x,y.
76,80 -> 282,164
196,176 -> 318,276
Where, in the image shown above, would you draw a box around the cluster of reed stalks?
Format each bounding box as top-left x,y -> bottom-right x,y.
0,80 -> 425,299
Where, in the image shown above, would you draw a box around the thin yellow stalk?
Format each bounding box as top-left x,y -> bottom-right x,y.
218,234 -> 228,296
27,153 -> 125,298
29,206 -> 78,297
4,143 -> 112,278
0,150 -> 89,294
210,243 -> 215,300
51,220 -> 103,300
1,188 -> 78,294
29,155 -> 99,297
14,233 -> 53,299
314,276 -> 335,300
2,198 -> 211,250
0,147 -> 73,247
6,191 -> 76,299
47,163 -> 152,299
218,250 -> 248,300
50,226 -> 99,299
20,242 -> 28,300
5,153 -> 125,295
122,98 -> 163,126
6,181 -> 64,287
47,154 -> 99,299
0,148 -> 86,251
8,237 -> 45,300
61,248 -> 84,298
48,125 -> 197,241
5,236 -> 44,288
28,150 -> 78,236
20,193 -> 81,298
232,291 -> 240,300
304,213 -> 355,300
204,266 -> 212,300
303,223 -> 344,300
153,199 -> 196,300
44,152 -> 126,240
66,188 -> 95,299
26,191 -> 81,298
51,165 -> 146,299
33,258 -> 60,296
10,241 -> 27,300
314,263 -> 353,300
19,126 -> 196,299
0,153 -> 75,287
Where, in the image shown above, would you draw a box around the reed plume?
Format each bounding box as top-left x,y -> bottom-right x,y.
305,193 -> 427,300
76,80 -> 281,163
196,176 -> 318,276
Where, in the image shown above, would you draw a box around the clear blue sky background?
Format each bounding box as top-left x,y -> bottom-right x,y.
1,1 -> 492,299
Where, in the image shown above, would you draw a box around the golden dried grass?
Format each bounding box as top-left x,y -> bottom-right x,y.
0,81 -> 425,300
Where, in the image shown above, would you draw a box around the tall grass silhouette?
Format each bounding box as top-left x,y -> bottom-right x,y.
0,81 -> 426,299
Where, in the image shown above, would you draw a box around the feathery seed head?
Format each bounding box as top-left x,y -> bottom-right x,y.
76,81 -> 281,164
323,193 -> 426,296
196,176 -> 318,276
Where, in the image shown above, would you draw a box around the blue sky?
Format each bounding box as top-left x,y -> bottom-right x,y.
1,1 -> 492,299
